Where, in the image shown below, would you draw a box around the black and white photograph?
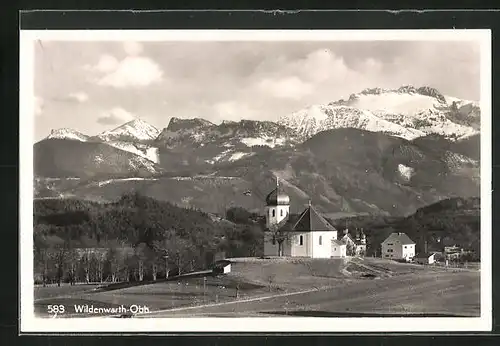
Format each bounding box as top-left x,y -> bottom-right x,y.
19,29 -> 492,333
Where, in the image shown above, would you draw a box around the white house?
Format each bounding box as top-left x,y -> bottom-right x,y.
415,253 -> 436,265
331,239 -> 347,258
339,229 -> 367,256
263,178 -> 345,258
381,232 -> 415,261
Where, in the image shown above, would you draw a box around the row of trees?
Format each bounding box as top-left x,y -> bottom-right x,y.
36,193 -> 478,286
34,193 -> 265,286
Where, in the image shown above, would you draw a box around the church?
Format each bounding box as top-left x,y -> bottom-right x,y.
263,178 -> 347,258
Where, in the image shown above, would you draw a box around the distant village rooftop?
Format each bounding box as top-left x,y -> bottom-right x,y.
383,232 -> 415,245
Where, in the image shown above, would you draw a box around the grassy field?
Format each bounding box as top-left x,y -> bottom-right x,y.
34,273 -> 271,318
34,283 -> 102,300
151,270 -> 479,318
226,257 -> 351,289
33,257 -> 480,318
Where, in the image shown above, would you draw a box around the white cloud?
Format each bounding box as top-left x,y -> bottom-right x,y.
84,48 -> 163,88
361,57 -> 384,74
214,101 -> 259,122
257,76 -> 313,100
300,49 -> 347,83
123,41 -> 143,56
68,91 -> 89,102
97,107 -> 136,125
87,54 -> 119,73
97,56 -> 163,88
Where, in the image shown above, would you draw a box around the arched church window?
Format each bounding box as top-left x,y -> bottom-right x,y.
319,236 -> 322,245
272,209 -> 275,217
299,235 -> 303,246
280,209 -> 283,217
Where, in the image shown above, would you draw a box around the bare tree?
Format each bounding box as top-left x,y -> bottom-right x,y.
82,251 -> 91,283
152,260 -> 158,281
267,274 -> 276,292
266,225 -> 292,257
66,249 -> 79,285
53,242 -> 70,287
95,250 -> 107,283
123,254 -> 135,282
346,242 -> 356,256
135,242 -> 155,282
107,247 -> 122,283
138,261 -> 144,281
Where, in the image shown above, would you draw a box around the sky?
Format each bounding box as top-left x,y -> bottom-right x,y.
33,40 -> 481,141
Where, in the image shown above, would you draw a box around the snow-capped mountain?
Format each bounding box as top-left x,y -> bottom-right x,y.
35,109 -> 480,217
283,104 -> 426,141
104,141 -> 160,163
47,119 -> 161,163
280,86 -> 480,141
34,138 -> 162,179
155,117 -> 301,167
157,117 -> 299,149
47,128 -> 89,142
95,118 -> 160,142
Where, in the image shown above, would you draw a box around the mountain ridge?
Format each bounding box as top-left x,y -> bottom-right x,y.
280,85 -> 480,142
33,86 -> 481,217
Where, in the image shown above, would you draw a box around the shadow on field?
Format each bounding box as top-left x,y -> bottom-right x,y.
262,310 -> 471,318
121,291 -> 229,297
92,271 -> 213,293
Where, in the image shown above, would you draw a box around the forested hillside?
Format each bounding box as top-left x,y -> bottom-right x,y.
33,193 -> 262,285
330,197 -> 480,259
33,194 -> 480,285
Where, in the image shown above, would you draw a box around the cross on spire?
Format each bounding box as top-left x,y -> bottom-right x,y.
308,199 -> 311,207
276,176 -> 279,188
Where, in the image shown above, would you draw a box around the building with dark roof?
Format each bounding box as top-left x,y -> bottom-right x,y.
414,252 -> 436,265
381,232 -> 416,261
263,178 -> 346,258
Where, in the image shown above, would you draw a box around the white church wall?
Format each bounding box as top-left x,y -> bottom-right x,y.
311,231 -> 335,258
265,205 -> 289,229
290,232 -> 310,257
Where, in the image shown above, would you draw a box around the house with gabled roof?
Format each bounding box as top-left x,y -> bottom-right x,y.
381,232 -> 415,261
263,178 -> 345,258
339,229 -> 367,256
414,252 -> 436,265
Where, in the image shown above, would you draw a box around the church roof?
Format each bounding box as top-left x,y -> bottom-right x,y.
265,185 -> 290,206
291,205 -> 338,232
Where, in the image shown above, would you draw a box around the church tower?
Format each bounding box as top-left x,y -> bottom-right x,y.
265,177 -> 290,229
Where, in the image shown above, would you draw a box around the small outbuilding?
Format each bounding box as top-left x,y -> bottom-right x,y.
212,260 -> 232,275
415,252 -> 436,265
331,239 -> 347,258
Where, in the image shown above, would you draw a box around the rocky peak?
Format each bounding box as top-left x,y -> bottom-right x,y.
166,117 -> 215,132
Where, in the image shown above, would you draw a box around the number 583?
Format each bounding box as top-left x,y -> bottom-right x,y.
47,304 -> 65,314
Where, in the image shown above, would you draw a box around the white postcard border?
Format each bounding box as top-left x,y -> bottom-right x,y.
19,29 -> 492,333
